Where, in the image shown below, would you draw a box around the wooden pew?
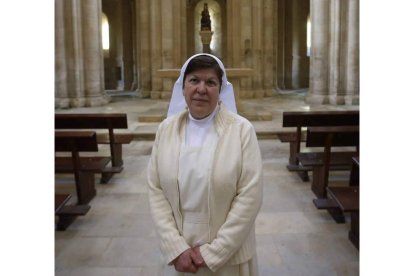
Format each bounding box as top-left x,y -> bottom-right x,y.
314,157 -> 360,249
55,131 -> 111,204
344,156 -> 359,248
55,113 -> 133,183
349,156 -> 359,187
299,126 -> 359,198
277,110 -> 359,181
299,126 -> 359,222
55,194 -> 90,231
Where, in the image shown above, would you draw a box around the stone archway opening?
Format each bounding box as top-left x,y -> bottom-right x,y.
193,1 -> 222,56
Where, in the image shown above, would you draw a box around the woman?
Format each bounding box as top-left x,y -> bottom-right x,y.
147,53 -> 263,275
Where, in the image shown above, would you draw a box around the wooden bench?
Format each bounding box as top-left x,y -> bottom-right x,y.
300,126 -> 358,222
276,110 -> 359,181
349,156 -> 359,187
55,131 -> 111,204
55,194 -> 90,231
313,157 -> 360,249
55,113 -> 133,183
299,126 -> 359,198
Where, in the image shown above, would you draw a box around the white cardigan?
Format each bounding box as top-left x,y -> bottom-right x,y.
147,103 -> 263,272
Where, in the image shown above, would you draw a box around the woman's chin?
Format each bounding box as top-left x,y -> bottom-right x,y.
189,110 -> 210,119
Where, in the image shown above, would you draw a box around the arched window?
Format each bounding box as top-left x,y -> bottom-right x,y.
194,1 -> 221,56
102,13 -> 110,50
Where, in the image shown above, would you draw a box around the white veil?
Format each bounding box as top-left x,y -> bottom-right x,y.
166,53 -> 237,117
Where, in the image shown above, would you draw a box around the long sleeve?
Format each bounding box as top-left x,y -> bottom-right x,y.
147,128 -> 190,264
200,123 -> 263,272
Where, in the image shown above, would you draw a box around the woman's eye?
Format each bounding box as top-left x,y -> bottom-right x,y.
207,80 -> 218,86
189,78 -> 198,83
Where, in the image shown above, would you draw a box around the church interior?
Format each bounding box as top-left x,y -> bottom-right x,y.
52,0 -> 364,275
0,0 -> 408,274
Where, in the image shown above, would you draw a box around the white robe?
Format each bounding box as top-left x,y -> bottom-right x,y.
165,109 -> 258,276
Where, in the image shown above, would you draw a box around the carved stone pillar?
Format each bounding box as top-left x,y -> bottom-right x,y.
55,0 -> 69,108
307,0 -> 359,105
227,0 -> 242,68
327,0 -> 341,104
160,0 -> 173,99
307,0 -> 329,104
251,0 -> 263,98
263,0 -> 275,96
150,0 -> 162,98
137,0 -> 151,97
55,0 -> 108,108
81,0 -> 108,106
344,0 -> 359,105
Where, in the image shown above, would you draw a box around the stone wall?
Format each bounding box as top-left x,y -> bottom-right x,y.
55,0 -> 359,108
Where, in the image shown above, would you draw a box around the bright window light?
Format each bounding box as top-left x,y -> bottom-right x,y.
307,18 -> 311,56
102,13 -> 109,50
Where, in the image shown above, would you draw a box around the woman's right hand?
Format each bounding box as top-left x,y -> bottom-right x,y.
172,248 -> 198,273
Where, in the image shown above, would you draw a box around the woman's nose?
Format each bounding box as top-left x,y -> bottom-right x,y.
196,82 -> 207,94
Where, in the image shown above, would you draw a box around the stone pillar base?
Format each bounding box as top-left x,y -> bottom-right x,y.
264,89 -> 274,97
329,95 -> 359,105
150,91 -> 172,100
139,89 -> 151,98
328,95 -> 346,105
344,95 -> 359,105
85,95 -> 111,107
305,94 -> 329,104
238,89 -> 269,99
305,94 -> 359,105
55,95 -> 110,109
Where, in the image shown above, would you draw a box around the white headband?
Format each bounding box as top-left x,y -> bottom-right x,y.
166,53 -> 237,117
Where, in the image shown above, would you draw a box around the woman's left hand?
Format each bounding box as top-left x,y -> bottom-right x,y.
192,246 -> 206,267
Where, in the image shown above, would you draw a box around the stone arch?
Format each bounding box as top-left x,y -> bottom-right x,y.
187,0 -> 227,60
193,1 -> 221,56
102,0 -> 136,91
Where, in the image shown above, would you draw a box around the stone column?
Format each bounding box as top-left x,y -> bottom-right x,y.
55,0 -> 108,108
180,0 -> 187,64
328,0 -> 341,104
55,0 -> 69,108
227,0 -> 242,68
251,0 -> 263,98
263,0 -> 274,97
227,0 -> 244,103
306,0 -> 330,104
160,0 -> 173,99
344,0 -> 359,105
150,0 -> 162,98
173,0 -> 183,66
81,0 -> 109,106
276,0 -> 286,90
137,0 -> 150,97
240,0 -> 252,98
62,0 -> 86,107
272,0 -> 279,90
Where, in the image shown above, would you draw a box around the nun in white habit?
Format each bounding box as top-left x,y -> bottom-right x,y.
147,53 -> 263,275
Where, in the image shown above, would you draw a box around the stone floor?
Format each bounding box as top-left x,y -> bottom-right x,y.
55,92 -> 359,275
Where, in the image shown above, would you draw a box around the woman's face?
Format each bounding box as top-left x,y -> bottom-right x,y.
183,68 -> 220,119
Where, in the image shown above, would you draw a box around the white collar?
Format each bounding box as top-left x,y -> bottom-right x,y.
188,104 -> 219,126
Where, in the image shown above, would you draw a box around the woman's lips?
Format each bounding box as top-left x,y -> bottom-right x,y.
192,98 -> 208,102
